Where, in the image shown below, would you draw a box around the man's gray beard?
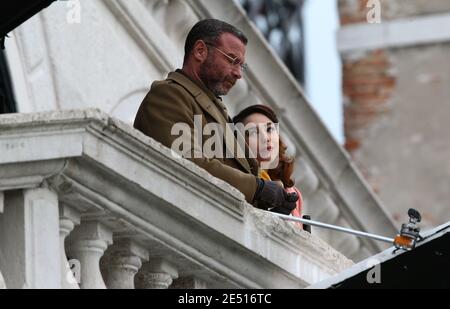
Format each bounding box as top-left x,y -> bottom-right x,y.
199,62 -> 227,97
208,82 -> 227,97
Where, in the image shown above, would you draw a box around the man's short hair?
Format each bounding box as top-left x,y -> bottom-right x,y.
184,19 -> 248,64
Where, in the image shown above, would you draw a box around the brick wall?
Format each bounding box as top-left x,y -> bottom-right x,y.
343,50 -> 395,155
338,0 -> 373,25
338,0 -> 450,227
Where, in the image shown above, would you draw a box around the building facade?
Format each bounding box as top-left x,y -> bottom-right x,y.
339,0 -> 450,229
0,0 -> 397,289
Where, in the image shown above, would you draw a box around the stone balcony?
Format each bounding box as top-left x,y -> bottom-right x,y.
0,109 -> 353,289
5,0 -> 397,263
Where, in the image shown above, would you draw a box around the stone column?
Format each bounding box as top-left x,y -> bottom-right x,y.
135,258 -> 178,289
59,204 -> 81,289
66,221 -> 113,289
101,239 -> 149,289
0,188 -> 61,288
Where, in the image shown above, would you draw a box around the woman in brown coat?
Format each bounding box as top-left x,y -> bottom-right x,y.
233,105 -> 303,226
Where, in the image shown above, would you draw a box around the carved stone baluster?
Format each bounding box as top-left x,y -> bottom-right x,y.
101,239 -> 149,289
171,277 -> 208,289
135,258 -> 178,289
59,204 -> 81,289
66,221 -> 113,289
330,217 -> 362,260
294,157 -> 320,197
303,189 -> 340,241
164,0 -> 198,45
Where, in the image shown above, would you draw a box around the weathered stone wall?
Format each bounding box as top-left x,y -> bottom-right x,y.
339,0 -> 450,228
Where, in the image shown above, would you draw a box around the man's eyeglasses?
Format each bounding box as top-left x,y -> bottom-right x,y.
205,42 -> 248,72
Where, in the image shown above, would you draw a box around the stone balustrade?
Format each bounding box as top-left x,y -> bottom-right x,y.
0,109 -> 353,289
5,0 -> 396,263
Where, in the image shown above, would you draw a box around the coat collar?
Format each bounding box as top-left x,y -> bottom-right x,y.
169,71 -> 228,117
167,71 -> 256,174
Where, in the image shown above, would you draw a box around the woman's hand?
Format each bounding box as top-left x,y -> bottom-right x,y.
253,179 -> 298,215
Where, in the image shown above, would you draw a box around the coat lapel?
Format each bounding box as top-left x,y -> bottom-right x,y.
168,72 -> 253,174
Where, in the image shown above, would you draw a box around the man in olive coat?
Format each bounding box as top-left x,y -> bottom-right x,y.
134,19 -> 297,213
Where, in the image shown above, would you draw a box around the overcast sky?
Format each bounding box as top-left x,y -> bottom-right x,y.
303,0 -> 343,144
